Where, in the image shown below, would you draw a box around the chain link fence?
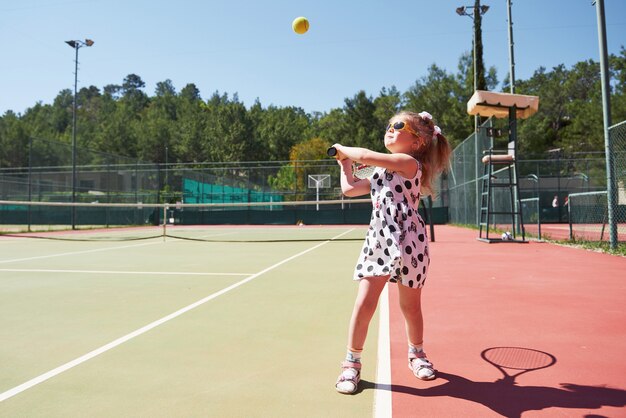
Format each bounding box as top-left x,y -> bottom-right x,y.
0,137 -> 160,203
3,124 -> 624,240
447,121 -> 493,226
567,121 -> 626,244
447,118 -> 625,246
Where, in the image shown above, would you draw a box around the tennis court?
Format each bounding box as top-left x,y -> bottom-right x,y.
1,224 -> 625,417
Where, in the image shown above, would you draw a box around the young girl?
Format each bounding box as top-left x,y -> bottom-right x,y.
332,110 -> 451,395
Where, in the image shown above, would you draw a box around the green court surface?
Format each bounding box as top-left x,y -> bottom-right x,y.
0,226 -> 378,417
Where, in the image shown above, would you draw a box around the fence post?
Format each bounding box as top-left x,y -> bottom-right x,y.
595,0 -> 617,249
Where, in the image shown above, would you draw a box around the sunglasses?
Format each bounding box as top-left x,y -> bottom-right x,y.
386,121 -> 419,136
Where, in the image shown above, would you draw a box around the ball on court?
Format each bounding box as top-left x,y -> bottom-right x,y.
292,17 -> 309,34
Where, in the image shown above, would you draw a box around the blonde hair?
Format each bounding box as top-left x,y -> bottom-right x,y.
393,111 -> 452,196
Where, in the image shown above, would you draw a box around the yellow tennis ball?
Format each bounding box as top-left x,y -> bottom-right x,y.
292,17 -> 309,34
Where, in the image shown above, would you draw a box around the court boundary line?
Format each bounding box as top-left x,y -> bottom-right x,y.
0,241 -> 160,265
0,268 -> 251,276
373,284 -> 392,418
0,228 -> 355,403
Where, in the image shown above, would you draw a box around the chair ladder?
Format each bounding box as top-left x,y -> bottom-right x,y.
478,151 -> 526,243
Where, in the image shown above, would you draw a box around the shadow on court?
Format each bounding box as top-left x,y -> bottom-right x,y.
371,371 -> 626,418
364,345 -> 626,418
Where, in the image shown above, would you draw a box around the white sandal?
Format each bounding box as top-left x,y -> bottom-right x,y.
335,360 -> 361,394
408,353 -> 436,380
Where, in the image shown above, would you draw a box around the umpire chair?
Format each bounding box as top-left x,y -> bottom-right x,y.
467,91 -> 540,243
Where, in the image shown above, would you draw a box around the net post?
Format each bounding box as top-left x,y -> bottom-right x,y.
568,196 -> 573,240
162,204 -> 167,241
537,198 -> 542,240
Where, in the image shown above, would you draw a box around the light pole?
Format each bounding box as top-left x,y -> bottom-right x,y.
507,0 -> 515,93
457,4 -> 488,226
65,39 -> 94,229
456,4 -> 489,132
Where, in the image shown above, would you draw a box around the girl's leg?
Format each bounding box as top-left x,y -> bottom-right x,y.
397,284 -> 424,346
347,276 -> 389,350
398,284 -> 435,380
336,276 -> 388,394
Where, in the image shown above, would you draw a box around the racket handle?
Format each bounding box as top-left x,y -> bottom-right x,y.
327,147 -> 337,157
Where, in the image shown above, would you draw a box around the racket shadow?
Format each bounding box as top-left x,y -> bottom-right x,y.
364,347 -> 626,418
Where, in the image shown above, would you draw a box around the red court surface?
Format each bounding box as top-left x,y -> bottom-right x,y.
386,225 -> 626,418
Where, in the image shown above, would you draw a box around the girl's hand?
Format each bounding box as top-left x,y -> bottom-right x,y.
331,144 -> 348,161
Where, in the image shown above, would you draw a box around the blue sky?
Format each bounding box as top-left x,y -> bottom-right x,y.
1,0 -> 624,116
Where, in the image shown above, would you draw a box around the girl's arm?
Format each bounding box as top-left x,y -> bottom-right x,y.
332,144 -> 417,179
337,158 -> 371,197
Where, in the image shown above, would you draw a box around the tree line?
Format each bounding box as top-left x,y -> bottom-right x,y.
1,48 -> 625,170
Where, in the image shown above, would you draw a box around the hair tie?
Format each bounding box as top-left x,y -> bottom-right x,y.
418,111 -> 432,120
433,125 -> 441,139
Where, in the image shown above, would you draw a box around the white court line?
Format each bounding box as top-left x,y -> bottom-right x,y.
0,268 -> 251,276
0,228 -> 355,403
0,241 -> 160,265
373,284 -> 392,418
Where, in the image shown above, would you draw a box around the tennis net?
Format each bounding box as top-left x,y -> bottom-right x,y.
0,199 -> 372,242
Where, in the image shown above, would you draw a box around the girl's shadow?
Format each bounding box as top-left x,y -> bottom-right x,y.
359,347 -> 626,417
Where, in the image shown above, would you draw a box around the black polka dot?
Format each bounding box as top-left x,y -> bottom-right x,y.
356,264 -> 362,270
405,246 -> 412,255
402,266 -> 409,275
386,238 -> 392,246
418,234 -> 425,242
367,265 -> 374,272
417,253 -> 424,262
408,280 -> 414,288
395,185 -> 403,193
377,258 -> 384,265
405,180 -> 412,189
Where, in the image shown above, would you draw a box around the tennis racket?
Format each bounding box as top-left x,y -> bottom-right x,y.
481,347 -> 556,383
327,147 -> 376,179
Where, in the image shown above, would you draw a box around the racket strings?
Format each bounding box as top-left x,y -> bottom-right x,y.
483,347 -> 555,370
352,163 -> 376,179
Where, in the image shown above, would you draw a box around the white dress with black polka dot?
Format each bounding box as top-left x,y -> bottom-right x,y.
354,162 -> 429,289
